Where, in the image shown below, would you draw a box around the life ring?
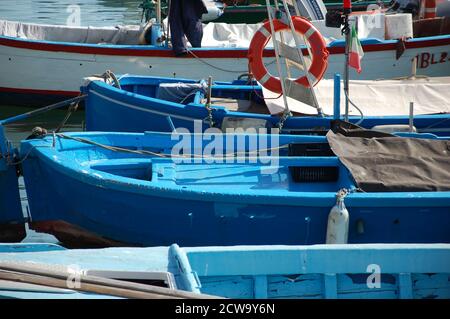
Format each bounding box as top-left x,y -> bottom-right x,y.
248,17 -> 329,93
422,0 -> 436,19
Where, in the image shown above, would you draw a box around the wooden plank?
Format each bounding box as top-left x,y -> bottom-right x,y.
323,273 -> 338,299
274,39 -> 303,65
398,273 -> 413,299
0,261 -> 218,299
199,276 -> 253,299
186,245 -> 450,276
254,275 -> 268,298
267,274 -> 322,299
412,273 -> 450,299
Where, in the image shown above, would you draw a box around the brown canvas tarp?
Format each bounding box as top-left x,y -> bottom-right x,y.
326,122 -> 450,192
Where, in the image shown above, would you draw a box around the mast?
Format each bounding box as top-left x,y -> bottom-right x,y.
343,0 -> 352,122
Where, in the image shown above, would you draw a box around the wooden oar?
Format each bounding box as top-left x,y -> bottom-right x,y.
0,262 -> 221,299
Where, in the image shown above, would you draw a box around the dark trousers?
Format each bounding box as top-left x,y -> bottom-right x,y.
169,0 -> 207,55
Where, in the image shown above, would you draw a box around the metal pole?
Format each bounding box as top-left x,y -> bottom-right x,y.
156,0 -> 162,24
344,30 -> 350,122
333,73 -> 341,120
342,0 -> 352,122
409,102 -> 414,133
265,0 -> 291,115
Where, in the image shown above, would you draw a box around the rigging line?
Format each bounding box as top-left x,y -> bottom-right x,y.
55,133 -> 290,159
186,48 -> 277,74
343,89 -> 365,125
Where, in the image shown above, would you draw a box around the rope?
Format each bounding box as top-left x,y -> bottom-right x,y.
186,48 -> 276,74
420,117 -> 450,131
55,133 -> 290,159
54,93 -> 82,133
343,89 -> 365,125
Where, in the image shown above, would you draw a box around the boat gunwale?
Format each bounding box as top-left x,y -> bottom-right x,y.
87,77 -> 450,124
20,132 -> 450,207
1,32 -> 450,57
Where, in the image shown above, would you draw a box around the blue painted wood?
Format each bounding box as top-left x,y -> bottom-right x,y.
336,273 -> 398,299
398,273 -> 413,299
18,130 -> 450,247
0,243 -> 449,299
324,274 -> 338,299
168,244 -> 201,294
254,275 -> 268,299
267,274 -> 323,299
83,75 -> 450,136
0,243 -> 65,253
412,273 -> 450,299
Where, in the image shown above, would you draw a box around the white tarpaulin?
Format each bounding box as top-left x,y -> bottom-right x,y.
1,11 -> 395,48
200,15 -> 386,48
0,20 -> 142,44
263,77 -> 450,116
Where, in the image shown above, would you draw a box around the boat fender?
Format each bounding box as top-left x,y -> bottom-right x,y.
326,189 -> 349,244
248,16 -> 329,93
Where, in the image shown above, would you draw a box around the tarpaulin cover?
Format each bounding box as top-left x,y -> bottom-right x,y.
326,121 -> 450,192
263,77 -> 450,116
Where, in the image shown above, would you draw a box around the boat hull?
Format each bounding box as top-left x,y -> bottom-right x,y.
1,35 -> 449,106
85,77 -> 450,136
22,142 -> 450,248
1,243 -> 449,299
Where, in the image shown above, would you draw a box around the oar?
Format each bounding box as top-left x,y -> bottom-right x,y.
0,262 -> 221,299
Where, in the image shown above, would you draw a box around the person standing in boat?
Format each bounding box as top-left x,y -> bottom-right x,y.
169,0 -> 208,56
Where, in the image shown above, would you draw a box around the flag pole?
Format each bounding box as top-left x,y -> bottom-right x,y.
343,0 -> 352,122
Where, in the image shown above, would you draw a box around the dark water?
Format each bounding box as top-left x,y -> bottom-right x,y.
0,1 -> 145,243
2,106 -> 84,244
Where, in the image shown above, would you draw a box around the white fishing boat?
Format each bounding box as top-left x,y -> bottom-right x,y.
0,0 -> 449,106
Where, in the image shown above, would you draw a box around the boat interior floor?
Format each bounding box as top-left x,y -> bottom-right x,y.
210,97 -> 270,114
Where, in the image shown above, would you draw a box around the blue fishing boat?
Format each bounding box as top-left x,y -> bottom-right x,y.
82,75 -> 450,136
0,127 -> 26,242
16,128 -> 450,247
0,242 -> 449,299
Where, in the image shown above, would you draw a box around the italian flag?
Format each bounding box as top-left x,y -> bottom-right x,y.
349,25 -> 364,73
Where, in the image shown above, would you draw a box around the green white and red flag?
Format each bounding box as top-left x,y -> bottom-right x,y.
348,25 -> 364,73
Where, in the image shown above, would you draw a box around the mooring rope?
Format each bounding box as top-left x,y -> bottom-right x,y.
55,133 -> 290,160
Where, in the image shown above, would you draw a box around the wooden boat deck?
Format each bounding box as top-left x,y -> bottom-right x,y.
211,97 -> 270,114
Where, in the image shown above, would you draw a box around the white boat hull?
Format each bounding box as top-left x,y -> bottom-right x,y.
0,35 -> 449,105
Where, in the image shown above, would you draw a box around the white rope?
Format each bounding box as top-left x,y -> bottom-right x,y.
280,0 -> 322,115
265,0 -> 291,118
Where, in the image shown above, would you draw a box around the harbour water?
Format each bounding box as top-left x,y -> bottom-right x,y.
0,1 -> 148,243
0,0 -> 206,245
0,0 -> 142,26
2,105 -> 84,243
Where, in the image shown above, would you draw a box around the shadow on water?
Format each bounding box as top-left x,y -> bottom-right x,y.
0,0 -> 141,245
1,105 -> 85,244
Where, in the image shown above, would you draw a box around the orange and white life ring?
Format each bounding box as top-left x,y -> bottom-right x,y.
248,16 -> 329,94
422,0 -> 437,19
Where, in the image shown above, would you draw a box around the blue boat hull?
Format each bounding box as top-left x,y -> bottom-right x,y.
0,128 -> 25,242
84,76 -> 450,136
20,132 -> 450,247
